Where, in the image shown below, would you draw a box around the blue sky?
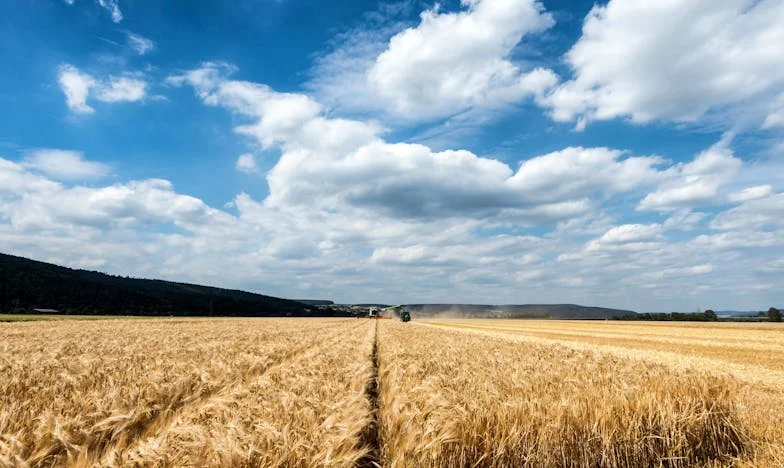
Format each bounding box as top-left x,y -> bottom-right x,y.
1,0 -> 783,311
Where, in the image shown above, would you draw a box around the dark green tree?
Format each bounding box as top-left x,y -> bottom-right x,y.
769,307 -> 782,322
704,309 -> 717,321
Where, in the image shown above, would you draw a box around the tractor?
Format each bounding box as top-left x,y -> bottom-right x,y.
383,305 -> 411,322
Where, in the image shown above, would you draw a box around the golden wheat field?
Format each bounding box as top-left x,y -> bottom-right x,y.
1,318 -> 783,467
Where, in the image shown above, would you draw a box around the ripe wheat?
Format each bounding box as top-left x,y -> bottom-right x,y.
2,317 -> 782,467
377,321 -> 751,467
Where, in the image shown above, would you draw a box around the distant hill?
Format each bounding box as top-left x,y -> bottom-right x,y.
404,304 -> 637,319
0,252 -> 343,317
295,299 -> 335,306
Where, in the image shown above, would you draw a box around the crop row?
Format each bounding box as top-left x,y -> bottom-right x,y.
2,318 -> 778,466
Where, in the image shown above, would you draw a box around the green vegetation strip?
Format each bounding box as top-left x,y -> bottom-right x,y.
0,314 -> 145,322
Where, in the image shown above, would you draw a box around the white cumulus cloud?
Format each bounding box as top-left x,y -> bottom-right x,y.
57,64 -> 147,114
0,159 -> 223,232
2,148 -> 782,309
728,185 -> 774,203
93,76 -> 147,102
369,0 -> 556,119
58,64 -> 96,114
22,149 -> 110,181
662,211 -> 706,231
543,0 -> 784,129
170,63 -> 669,224
711,192 -> 784,231
638,145 -> 742,212
310,0 -> 557,122
235,153 -> 258,174
23,61 -> 773,309
585,223 -> 663,252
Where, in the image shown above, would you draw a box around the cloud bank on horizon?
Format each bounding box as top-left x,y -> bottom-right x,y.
0,0 -> 782,311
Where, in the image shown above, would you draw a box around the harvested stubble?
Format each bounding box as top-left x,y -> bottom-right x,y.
377,321 -> 749,467
427,319 -> 784,373
0,318 -> 366,467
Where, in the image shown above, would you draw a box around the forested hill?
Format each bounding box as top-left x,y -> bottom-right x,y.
0,252 -> 336,317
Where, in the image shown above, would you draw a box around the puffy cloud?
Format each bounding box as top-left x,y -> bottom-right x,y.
710,192 -> 784,230
728,185 -> 773,203
126,32 -> 154,55
552,220 -> 783,304
311,0 -> 557,122
27,63 -> 764,309
0,159 -> 218,231
9,179 -> 213,230
93,76 -> 146,102
305,3 -> 414,114
171,64 -> 664,223
370,234 -> 543,268
57,64 -> 147,113
371,245 -> 429,265
637,146 -> 741,211
596,223 -> 662,244
543,0 -> 784,128
643,263 -> 714,280
0,159 -> 60,196
2,150 -> 781,309
21,149 -> 110,181
585,223 -> 663,252
662,210 -> 706,231
506,147 -> 664,202
694,231 -> 784,250
58,64 -> 96,114
235,153 -> 258,174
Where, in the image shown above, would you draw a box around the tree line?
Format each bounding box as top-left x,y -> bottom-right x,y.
613,308 -> 782,322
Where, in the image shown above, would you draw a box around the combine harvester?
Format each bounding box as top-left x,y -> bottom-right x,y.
367,305 -> 411,322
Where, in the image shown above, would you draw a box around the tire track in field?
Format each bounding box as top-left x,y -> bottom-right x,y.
90,320 -> 365,465
357,320 -> 381,468
418,321 -> 784,390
